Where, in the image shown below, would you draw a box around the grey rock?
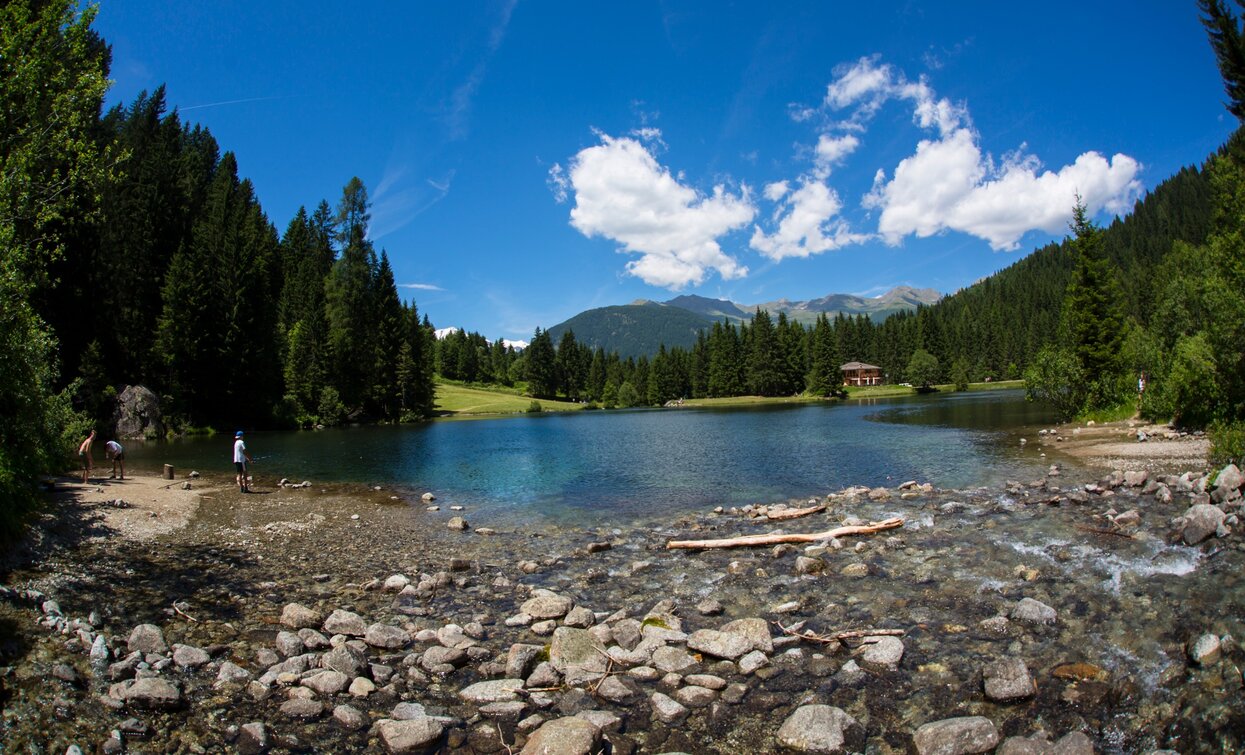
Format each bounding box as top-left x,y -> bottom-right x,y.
349,676 -> 376,697
280,698 -> 324,720
113,385 -> 165,440
1183,503 -> 1226,545
1189,633 -> 1222,665
519,716 -> 601,755
216,660 -> 252,685
172,644 -> 210,669
527,661 -> 561,688
323,643 -> 369,678
323,609 -> 367,636
687,629 -> 752,660
796,556 -> 825,574
651,645 -> 699,674
859,636 -> 905,669
1214,463 -> 1243,496
506,643 -> 544,679
366,623 -> 412,650
377,717 -> 445,754
89,635 -> 110,672
421,646 -> 467,670
281,602 -> 323,630
1010,598 -> 1057,625
649,691 -> 689,724
720,617 -> 774,653
549,627 -> 608,685
459,678 -> 525,704
982,658 -> 1036,702
436,623 -> 475,649
126,624 -> 168,655
480,701 -> 528,721
913,716 -> 1000,755
236,722 -> 270,755
302,669 -> 350,695
594,675 -> 633,703
120,677 -> 181,710
673,685 -> 716,708
563,605 -> 595,628
275,630 -> 304,657
777,704 -> 864,754
738,649 -> 769,674
696,598 -> 724,616
446,516 -> 468,531
298,627 -> 331,649
521,593 -> 573,620
333,704 -> 368,730
684,673 -> 727,690
391,702 -> 428,720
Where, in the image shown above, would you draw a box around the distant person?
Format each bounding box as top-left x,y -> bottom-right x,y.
105,439 -> 125,480
233,430 -> 252,492
78,429 -> 95,482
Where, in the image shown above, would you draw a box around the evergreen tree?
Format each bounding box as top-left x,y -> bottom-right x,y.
325,178 -> 378,410
525,328 -> 557,399
1201,0 -> 1245,120
370,251 -> 404,419
556,329 -> 584,400
747,309 -> 783,396
807,314 -> 841,396
1062,201 -> 1125,405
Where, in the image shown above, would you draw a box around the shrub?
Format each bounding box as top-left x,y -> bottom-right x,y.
526,400 -> 543,413
1023,345 -> 1086,420
1168,333 -> 1222,428
1209,420 -> 1245,467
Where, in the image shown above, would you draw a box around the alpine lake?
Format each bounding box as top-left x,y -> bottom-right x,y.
4,388 -> 1244,754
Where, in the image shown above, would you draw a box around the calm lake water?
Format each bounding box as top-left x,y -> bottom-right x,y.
124,389 -> 1059,525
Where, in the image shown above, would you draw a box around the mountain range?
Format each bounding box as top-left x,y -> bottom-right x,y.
546,286 -> 941,358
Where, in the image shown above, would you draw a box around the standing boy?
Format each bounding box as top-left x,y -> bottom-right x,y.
233,430 -> 252,492
78,429 -> 95,482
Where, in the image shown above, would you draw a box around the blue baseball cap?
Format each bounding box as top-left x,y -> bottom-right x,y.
235,430 -> 244,438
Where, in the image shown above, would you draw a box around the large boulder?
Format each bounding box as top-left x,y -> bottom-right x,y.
549,627 -> 608,685
913,716 -> 1000,755
1182,503 -> 1226,545
520,716 -> 601,755
112,385 -> 165,440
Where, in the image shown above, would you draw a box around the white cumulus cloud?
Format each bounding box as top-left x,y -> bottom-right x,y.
827,56 -> 1141,250
555,132 -> 756,289
750,180 -> 869,260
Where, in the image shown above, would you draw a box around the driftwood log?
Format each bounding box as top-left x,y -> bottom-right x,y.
765,502 -> 827,521
666,516 -> 904,550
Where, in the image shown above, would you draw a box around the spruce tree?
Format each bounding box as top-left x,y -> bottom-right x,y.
1063,201 -> 1125,388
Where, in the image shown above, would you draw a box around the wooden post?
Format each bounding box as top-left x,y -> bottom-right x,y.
163,464 -> 174,480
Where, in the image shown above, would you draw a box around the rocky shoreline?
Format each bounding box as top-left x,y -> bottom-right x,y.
2,439 -> 1244,753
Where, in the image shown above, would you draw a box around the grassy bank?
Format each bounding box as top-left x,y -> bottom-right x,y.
433,381 -> 586,416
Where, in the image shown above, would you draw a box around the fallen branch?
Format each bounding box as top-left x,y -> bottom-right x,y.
766,502 -> 827,521
172,601 -> 198,623
775,620 -> 905,647
666,516 -> 904,550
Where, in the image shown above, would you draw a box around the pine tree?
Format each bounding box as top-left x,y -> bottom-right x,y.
370,252 -> 404,418
525,328 -> 557,399
1063,201 -> 1125,387
325,178 -> 378,410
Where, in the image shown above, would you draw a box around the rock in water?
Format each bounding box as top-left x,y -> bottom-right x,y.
520,716 -> 602,755
912,716 -> 999,755
378,717 -> 444,754
982,658 -> 1036,702
112,385 -> 165,439
777,704 -> 864,753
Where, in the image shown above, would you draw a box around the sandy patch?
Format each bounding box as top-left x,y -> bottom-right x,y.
48,472 -> 218,542
1035,421 -> 1210,474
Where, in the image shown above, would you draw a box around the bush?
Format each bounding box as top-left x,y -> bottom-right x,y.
1209,420 -> 1245,467
950,358 -> 970,392
1168,333 -> 1222,428
526,400 -> 543,413
1023,345 -> 1086,420
317,386 -> 346,426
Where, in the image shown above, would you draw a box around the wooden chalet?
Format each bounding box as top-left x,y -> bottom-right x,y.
841,361 -> 883,386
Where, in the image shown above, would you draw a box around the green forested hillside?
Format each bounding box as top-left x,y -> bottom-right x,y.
547,302 -> 715,358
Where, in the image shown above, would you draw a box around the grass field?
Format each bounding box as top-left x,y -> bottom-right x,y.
433,382 -> 586,416
679,379 -> 1026,408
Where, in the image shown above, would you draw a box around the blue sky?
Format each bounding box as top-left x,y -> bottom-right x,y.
95,1 -> 1235,341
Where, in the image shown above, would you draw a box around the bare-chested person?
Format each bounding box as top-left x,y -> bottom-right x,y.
78,429 -> 95,482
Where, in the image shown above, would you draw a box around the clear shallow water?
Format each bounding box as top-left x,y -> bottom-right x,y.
125,389 -> 1059,524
